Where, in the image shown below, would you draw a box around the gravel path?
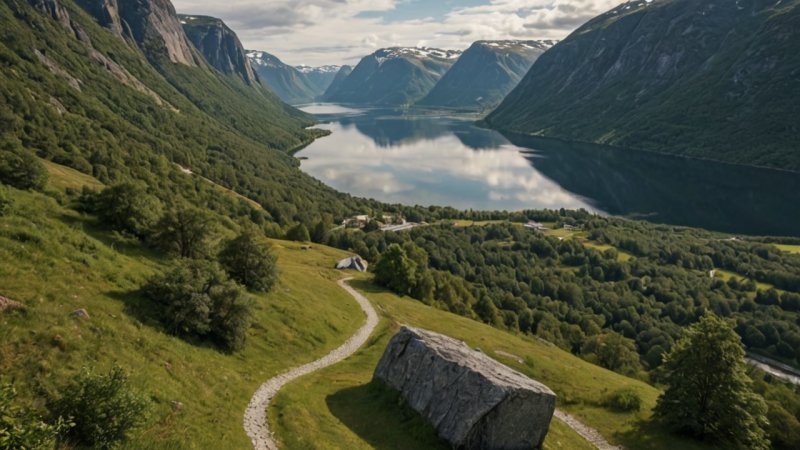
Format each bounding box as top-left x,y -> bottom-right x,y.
243,277 -> 379,450
554,409 -> 624,450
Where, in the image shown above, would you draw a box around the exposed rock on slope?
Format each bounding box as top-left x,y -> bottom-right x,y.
296,64 -> 341,94
419,40 -> 554,110
486,0 -> 800,171
77,0 -> 200,66
325,47 -> 461,106
374,326 -> 556,450
180,15 -> 257,84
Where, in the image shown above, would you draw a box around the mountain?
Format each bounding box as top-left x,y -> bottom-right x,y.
322,65 -> 352,99
296,64 -> 341,94
324,47 -> 461,106
485,0 -> 800,171
248,50 -> 319,104
179,15 -> 258,85
418,40 -> 554,110
75,0 -> 201,66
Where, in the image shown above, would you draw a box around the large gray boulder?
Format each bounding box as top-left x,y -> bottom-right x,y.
374,326 -> 556,449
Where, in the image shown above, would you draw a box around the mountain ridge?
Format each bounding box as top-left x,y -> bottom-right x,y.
485,0 -> 800,171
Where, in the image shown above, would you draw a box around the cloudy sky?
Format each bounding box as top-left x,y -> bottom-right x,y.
172,0 -> 624,67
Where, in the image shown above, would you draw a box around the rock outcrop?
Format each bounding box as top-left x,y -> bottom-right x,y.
180,15 -> 258,85
77,0 -> 199,66
374,326 -> 556,450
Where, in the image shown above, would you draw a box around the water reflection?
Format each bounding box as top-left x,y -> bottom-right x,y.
297,104 -> 800,236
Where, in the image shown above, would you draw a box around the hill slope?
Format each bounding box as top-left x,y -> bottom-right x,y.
485,0 -> 800,171
324,47 -> 461,106
418,40 -> 553,110
322,65 -> 352,99
1,0 -> 374,225
248,50 -> 320,104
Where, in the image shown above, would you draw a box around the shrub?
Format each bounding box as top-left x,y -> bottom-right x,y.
604,388 -> 642,412
0,139 -> 48,190
150,205 -> 215,259
0,186 -> 10,216
48,367 -> 149,449
0,384 -> 60,450
143,259 -> 253,351
285,223 -> 310,242
219,227 -> 279,293
94,183 -> 162,238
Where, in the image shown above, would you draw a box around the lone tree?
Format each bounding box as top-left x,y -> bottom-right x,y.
151,205 -> 214,259
373,244 -> 417,296
655,312 -> 769,449
0,138 -> 47,190
94,183 -> 162,238
219,227 -> 278,293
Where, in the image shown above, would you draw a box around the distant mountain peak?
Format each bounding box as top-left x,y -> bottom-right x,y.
373,47 -> 462,63
295,65 -> 342,74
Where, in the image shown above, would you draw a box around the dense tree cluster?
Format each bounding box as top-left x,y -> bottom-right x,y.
323,214 -> 800,372
655,314 -> 769,449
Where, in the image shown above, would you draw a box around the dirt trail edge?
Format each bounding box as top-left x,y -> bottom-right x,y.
554,409 -> 625,450
244,277 -> 379,450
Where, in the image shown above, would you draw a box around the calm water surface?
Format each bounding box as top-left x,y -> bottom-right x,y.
297,104 -> 800,236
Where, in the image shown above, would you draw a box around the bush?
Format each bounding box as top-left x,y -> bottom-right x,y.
604,388 -> 642,412
48,367 -> 149,449
0,140 -> 48,190
150,205 -> 215,259
285,223 -> 310,242
143,259 -> 253,351
0,186 -> 10,216
94,183 -> 163,238
1,384 -> 60,450
219,227 -> 279,293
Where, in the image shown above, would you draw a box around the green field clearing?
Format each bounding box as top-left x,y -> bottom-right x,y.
271,280 -> 709,450
775,244 -> 800,254
40,159 -> 106,192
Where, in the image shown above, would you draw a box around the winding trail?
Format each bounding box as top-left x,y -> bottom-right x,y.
243,278 -> 620,450
554,410 -> 624,450
244,278 -> 379,450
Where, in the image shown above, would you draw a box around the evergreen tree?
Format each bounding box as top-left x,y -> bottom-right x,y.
655,312 -> 769,449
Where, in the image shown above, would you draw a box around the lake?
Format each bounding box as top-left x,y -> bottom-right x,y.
297,104 -> 800,237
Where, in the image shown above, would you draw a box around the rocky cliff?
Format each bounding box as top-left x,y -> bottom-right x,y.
76,0 -> 199,66
180,15 -> 257,84
486,0 -> 800,171
374,326 -> 556,450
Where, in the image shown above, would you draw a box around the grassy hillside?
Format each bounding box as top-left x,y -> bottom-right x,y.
0,170 -> 365,449
271,278 -> 712,450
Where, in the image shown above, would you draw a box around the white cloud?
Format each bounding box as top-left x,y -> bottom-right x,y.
172,0 -> 624,66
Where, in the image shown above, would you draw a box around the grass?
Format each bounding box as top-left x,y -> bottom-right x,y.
40,159 -> 105,192
714,269 -> 781,293
775,244 -> 800,254
271,279 -> 711,450
0,188 -> 363,449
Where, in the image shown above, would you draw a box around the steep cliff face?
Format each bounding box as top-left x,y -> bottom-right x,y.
486,0 -> 800,171
28,0 -> 71,28
74,0 -> 122,35
77,0 -> 199,66
419,40 -> 553,110
180,15 -> 257,84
